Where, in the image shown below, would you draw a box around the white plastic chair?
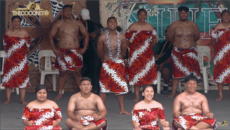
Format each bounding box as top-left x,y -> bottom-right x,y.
38,50 -> 63,94
177,46 -> 210,93
0,51 -> 19,95
131,71 -> 162,94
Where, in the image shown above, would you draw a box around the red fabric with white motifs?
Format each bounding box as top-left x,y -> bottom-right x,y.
125,30 -> 157,86
132,107 -> 165,130
2,34 -> 30,88
22,107 -> 62,130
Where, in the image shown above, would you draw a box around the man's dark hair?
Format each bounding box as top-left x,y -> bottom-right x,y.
63,5 -> 72,10
137,8 -> 147,15
107,16 -> 117,23
178,6 -> 189,12
221,10 -> 230,17
184,74 -> 198,83
11,16 -> 21,22
80,77 -> 92,84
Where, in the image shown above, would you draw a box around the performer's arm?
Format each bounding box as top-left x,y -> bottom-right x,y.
24,31 -> 30,53
66,96 -> 78,121
78,21 -> 89,54
53,102 -> 62,127
201,96 -> 212,117
121,35 -> 127,58
132,104 -> 141,129
172,96 -> 181,118
96,96 -> 107,119
210,29 -> 216,54
166,24 -> 174,43
194,23 -> 200,41
97,35 -> 104,60
49,22 -> 60,56
22,106 -> 34,126
151,29 -> 158,47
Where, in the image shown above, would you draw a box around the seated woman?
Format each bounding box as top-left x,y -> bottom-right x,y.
132,85 -> 170,130
22,85 -> 62,130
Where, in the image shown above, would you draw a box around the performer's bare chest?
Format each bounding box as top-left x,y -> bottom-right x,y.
181,97 -> 202,110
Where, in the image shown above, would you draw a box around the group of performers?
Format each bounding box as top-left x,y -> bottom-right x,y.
2,4 -> 230,130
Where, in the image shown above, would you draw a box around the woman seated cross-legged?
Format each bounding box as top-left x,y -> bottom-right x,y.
132,85 -> 170,130
22,85 -> 62,130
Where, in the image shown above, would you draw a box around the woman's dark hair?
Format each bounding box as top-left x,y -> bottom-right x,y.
35,85 -> 48,94
178,6 -> 189,12
142,85 -> 154,99
11,16 -> 21,22
137,8 -> 147,15
221,10 -> 230,17
184,73 -> 198,83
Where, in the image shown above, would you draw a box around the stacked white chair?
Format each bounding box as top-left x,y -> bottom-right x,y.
0,51 -> 19,95
38,50 -> 63,94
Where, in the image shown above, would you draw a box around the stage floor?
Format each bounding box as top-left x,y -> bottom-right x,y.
0,90 -> 230,130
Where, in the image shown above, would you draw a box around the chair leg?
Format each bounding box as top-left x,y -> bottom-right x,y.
16,88 -> 19,95
202,68 -> 208,93
178,81 -> 182,93
52,74 -> 56,91
40,73 -> 46,85
157,71 -> 161,94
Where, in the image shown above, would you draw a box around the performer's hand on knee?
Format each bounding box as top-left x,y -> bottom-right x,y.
206,112 -> 214,119
174,112 -> 181,118
28,121 -> 34,126
74,114 -> 82,122
163,121 -> 169,127
93,114 -> 100,121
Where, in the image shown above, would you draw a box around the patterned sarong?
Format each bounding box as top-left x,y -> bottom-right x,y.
125,30 -> 158,85
132,107 -> 165,130
2,34 -> 30,88
171,46 -> 201,79
55,48 -> 83,71
172,113 -> 217,130
79,115 -> 106,127
211,27 -> 230,83
100,60 -> 129,95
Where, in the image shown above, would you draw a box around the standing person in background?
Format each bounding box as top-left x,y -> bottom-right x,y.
155,27 -> 172,94
49,5 -> 89,99
211,10 -> 230,101
2,16 -> 30,104
125,8 -> 158,102
166,6 -> 201,98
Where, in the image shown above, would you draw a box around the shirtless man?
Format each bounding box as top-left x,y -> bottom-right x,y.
166,6 -> 201,97
65,77 -> 107,130
172,74 -> 217,130
49,5 -> 89,99
97,17 -> 131,115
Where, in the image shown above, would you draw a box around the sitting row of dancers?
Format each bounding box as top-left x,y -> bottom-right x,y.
22,75 -> 217,130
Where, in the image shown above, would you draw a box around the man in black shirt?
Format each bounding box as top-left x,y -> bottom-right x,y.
154,27 -> 172,94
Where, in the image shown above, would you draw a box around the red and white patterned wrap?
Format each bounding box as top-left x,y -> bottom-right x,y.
100,59 -> 129,95
2,34 -> 30,88
79,115 -> 106,127
132,107 -> 165,130
125,30 -> 158,86
22,107 -> 62,130
171,46 -> 201,79
55,48 -> 83,71
211,27 -> 230,84
172,113 -> 217,130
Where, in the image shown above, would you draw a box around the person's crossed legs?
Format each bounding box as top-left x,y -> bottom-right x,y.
65,118 -> 106,130
173,120 -> 213,130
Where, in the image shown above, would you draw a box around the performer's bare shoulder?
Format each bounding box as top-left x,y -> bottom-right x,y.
128,22 -> 154,31
214,22 -> 230,29
134,100 -> 163,110
5,28 -> 29,38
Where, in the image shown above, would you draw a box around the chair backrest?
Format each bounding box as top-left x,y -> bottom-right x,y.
197,46 -> 211,67
0,51 -> 6,74
38,50 -> 56,71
